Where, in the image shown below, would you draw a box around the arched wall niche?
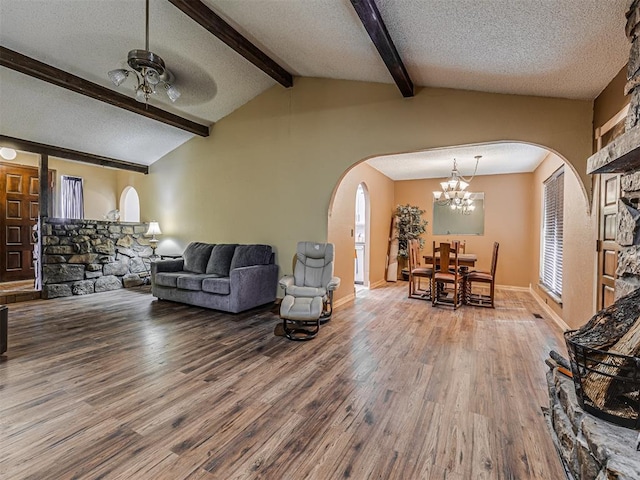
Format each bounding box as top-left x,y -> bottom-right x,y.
119,186 -> 140,222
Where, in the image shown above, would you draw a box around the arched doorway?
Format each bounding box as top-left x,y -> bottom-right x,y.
328,141 -> 593,326
354,183 -> 370,291
119,186 -> 140,222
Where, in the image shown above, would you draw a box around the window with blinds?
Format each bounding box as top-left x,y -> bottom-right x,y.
541,167 -> 564,298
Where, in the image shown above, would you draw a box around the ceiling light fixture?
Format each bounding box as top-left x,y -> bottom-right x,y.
433,156 -> 481,214
0,147 -> 17,160
108,0 -> 180,104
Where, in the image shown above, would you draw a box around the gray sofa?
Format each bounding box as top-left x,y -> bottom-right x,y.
151,242 -> 278,313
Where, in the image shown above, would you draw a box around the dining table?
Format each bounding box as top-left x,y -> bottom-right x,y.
423,252 -> 477,268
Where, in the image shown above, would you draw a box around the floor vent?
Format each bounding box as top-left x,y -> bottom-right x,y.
533,313 -> 543,319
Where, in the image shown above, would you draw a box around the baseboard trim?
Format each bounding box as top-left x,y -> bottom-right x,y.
334,293 -> 355,309
496,284 -> 529,292
369,279 -> 387,290
530,286 -> 570,332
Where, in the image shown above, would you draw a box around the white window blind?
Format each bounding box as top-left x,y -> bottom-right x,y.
541,168 -> 564,297
61,175 -> 84,219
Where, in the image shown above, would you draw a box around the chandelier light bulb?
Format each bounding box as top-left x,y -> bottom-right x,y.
165,83 -> 181,102
108,69 -> 129,86
145,68 -> 161,85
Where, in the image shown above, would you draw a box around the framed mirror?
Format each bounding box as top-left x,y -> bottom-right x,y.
433,192 -> 485,235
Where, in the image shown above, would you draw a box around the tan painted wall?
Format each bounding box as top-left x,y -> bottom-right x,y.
133,77 -> 593,308
4,150 -> 119,220
593,66 -> 628,131
529,153 -> 597,329
327,162 -> 395,300
394,173 -> 534,288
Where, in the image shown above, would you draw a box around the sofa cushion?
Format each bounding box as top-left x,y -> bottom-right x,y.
183,242 -> 214,273
155,272 -> 183,288
230,244 -> 272,270
206,244 -> 238,276
201,277 -> 231,295
177,273 -> 221,291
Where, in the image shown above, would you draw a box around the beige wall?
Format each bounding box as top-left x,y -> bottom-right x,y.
593,66 -> 627,131
394,173 -> 534,288
133,77 -> 593,306
3,150 -> 120,220
529,153 -> 596,329
328,162 -> 395,301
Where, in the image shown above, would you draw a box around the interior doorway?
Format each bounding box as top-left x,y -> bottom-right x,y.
354,183 -> 369,291
0,157 -> 53,297
0,162 -> 40,283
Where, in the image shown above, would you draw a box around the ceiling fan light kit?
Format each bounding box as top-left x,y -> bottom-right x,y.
108,0 -> 180,104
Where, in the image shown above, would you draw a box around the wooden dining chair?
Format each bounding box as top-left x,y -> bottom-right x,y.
432,241 -> 464,309
465,242 -> 499,308
408,239 -> 432,300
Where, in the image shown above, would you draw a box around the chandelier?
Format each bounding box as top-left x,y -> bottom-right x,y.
433,156 -> 481,214
108,0 -> 180,104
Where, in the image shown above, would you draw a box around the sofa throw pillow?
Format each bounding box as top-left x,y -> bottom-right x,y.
206,244 -> 238,276
230,244 -> 273,270
182,242 -> 214,273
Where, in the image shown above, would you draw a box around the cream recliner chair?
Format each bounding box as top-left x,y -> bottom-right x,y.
278,242 -> 341,340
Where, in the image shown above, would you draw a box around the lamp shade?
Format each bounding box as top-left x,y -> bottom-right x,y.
146,221 -> 162,236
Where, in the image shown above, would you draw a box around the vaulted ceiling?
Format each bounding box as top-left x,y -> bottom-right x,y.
0,0 -> 630,169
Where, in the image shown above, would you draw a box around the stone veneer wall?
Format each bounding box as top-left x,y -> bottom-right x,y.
616,0 -> 640,298
545,368 -> 640,480
617,171 -> 640,298
41,218 -> 152,299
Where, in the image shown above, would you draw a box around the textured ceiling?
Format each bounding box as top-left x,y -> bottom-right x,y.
366,142 -> 550,181
0,0 -> 631,168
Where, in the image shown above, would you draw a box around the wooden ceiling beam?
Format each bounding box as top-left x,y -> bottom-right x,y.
350,0 -> 414,98
168,0 -> 293,88
0,46 -> 210,137
0,134 -> 149,174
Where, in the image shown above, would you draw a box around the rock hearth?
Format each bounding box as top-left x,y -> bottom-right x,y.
41,218 -> 152,299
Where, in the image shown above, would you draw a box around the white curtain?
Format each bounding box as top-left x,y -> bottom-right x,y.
61,175 -> 84,219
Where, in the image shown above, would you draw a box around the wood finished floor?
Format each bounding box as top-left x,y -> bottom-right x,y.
0,283 -> 566,480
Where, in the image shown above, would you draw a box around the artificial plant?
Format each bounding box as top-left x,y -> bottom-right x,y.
395,203 -> 428,258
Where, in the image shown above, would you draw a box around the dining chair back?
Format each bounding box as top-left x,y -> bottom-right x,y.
465,242 -> 499,308
408,239 -> 432,300
432,241 -> 464,309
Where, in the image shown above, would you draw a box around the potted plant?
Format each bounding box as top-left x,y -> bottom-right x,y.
395,203 -> 428,279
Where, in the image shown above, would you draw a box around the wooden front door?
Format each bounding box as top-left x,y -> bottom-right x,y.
0,163 -> 40,282
596,173 -> 620,310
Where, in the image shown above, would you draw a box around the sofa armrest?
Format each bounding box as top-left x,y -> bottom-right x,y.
151,258 -> 184,284
327,276 -> 341,291
279,275 -> 295,291
229,264 -> 279,313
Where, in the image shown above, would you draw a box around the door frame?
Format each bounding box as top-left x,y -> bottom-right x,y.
593,104 -> 628,309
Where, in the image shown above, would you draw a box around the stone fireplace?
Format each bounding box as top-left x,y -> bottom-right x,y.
544,2 -> 640,479
588,1 -> 640,298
